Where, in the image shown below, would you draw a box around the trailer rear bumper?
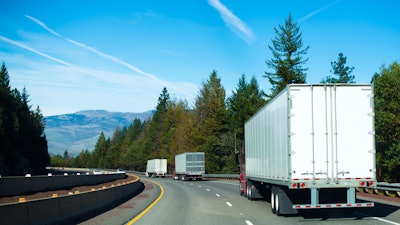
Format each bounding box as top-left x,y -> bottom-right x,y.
293,202 -> 374,209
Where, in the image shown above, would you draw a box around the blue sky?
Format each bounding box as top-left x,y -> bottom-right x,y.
1,0 -> 399,116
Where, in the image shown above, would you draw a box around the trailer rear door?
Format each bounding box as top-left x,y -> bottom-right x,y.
289,85 -> 375,185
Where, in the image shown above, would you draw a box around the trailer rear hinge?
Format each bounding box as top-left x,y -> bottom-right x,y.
315,171 -> 327,175
337,171 -> 350,176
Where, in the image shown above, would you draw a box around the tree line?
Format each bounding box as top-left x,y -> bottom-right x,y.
52,72 -> 266,174
0,63 -> 50,176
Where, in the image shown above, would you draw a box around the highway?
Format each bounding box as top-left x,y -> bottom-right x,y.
131,178 -> 400,225
78,176 -> 400,225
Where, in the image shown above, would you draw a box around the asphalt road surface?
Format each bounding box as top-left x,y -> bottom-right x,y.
78,176 -> 400,225
132,178 -> 400,225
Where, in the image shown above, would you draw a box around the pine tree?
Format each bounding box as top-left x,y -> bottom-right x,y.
225,75 -> 266,172
227,74 -> 266,140
264,14 -> 309,99
0,62 -> 49,175
0,62 -> 17,173
93,132 -> 108,168
149,87 -> 171,158
119,118 -> 142,169
322,52 -> 355,83
195,70 -> 228,173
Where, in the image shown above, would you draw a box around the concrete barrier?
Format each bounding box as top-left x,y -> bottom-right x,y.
26,198 -> 62,225
0,202 -> 29,225
0,177 -> 143,225
0,173 -> 126,197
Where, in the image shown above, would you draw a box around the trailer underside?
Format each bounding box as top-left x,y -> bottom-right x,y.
242,179 -> 374,216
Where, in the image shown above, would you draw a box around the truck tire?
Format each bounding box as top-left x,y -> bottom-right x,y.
271,187 -> 276,214
275,189 -> 281,216
271,186 -> 284,216
271,186 -> 283,215
247,184 -> 253,201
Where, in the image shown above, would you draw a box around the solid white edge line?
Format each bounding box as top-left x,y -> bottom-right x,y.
354,212 -> 400,225
245,220 -> 254,225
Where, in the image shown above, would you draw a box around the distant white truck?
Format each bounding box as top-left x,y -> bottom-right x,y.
174,152 -> 205,181
240,84 -> 376,215
146,159 -> 167,178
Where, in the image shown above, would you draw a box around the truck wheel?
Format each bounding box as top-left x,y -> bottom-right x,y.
247,185 -> 253,201
272,186 -> 284,216
275,190 -> 281,216
271,187 -> 276,214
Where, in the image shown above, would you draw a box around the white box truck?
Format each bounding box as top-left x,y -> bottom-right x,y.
146,159 -> 167,178
174,152 -> 205,181
239,84 -> 376,215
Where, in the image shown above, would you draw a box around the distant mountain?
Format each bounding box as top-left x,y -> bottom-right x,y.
44,110 -> 154,156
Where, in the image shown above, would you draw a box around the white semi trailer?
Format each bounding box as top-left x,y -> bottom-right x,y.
146,159 -> 167,178
174,152 -> 205,181
239,84 -> 376,215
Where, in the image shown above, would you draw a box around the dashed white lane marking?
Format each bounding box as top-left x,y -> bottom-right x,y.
198,186 -> 202,188
245,220 -> 254,225
226,202 -> 232,207
216,194 -> 221,197
206,188 -> 210,191
190,183 -> 193,186
355,212 -> 400,225
208,180 -> 238,186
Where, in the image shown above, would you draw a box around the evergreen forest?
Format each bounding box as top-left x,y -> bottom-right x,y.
0,63 -> 50,175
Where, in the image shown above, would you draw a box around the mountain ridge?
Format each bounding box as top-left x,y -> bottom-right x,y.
44,110 -> 154,156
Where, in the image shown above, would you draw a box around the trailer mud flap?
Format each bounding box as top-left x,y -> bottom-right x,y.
247,180 -> 264,200
272,186 -> 298,215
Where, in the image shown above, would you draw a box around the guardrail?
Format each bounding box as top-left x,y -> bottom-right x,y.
203,174 -> 400,197
375,183 -> 400,196
0,171 -> 126,197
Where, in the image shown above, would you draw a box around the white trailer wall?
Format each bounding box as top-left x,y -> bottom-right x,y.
175,152 -> 205,175
159,159 -> 167,175
245,84 -> 375,186
146,159 -> 157,173
245,89 -> 289,181
146,159 -> 167,175
289,85 -> 375,182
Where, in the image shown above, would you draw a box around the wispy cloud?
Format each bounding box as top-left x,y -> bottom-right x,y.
158,48 -> 190,60
24,15 -> 196,98
299,0 -> 341,23
0,36 -> 73,67
207,0 -> 255,43
25,15 -> 159,81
